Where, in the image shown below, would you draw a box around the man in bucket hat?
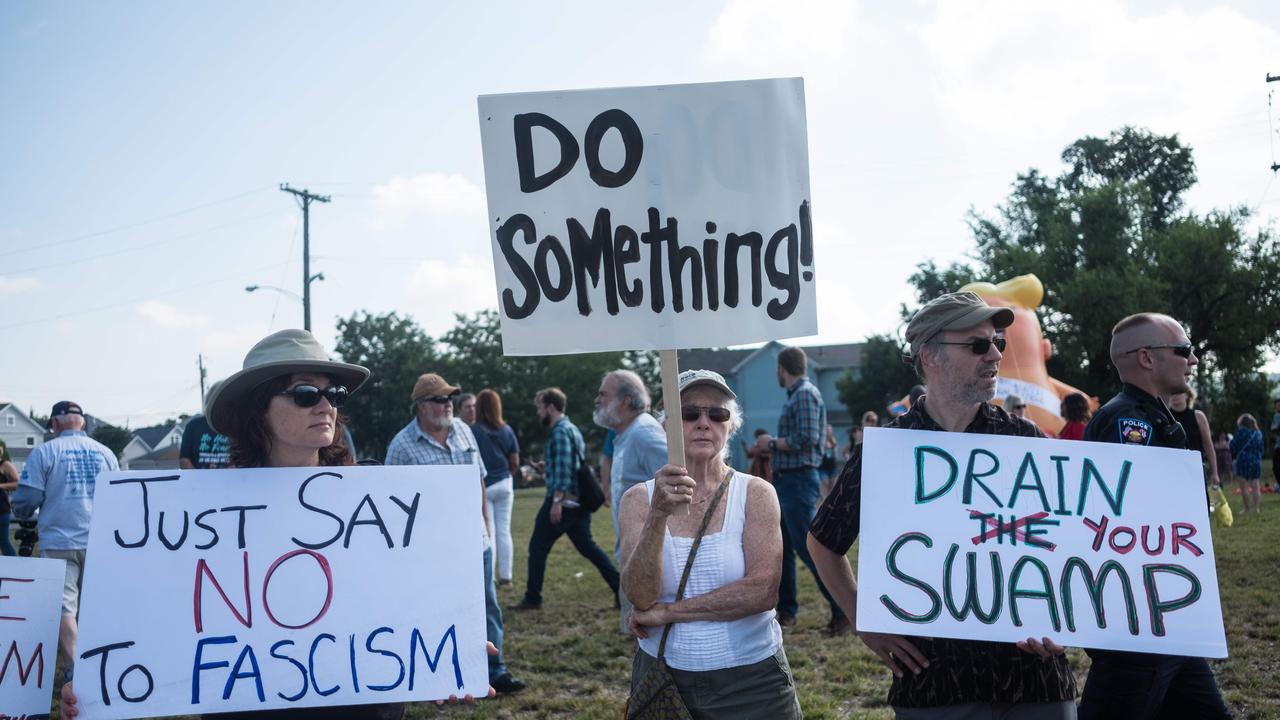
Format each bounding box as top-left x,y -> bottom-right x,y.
14,400 -> 118,671
807,291 -> 1079,718
386,373 -> 526,695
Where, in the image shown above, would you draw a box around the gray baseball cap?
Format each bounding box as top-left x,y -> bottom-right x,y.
905,291 -> 1014,355
677,369 -> 736,399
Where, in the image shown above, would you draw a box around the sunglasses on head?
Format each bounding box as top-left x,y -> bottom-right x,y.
681,405 -> 731,423
1123,343 -> 1194,359
937,337 -> 1007,355
280,384 -> 348,408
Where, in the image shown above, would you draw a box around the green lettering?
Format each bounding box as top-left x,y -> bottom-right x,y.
881,532 -> 942,623
1008,555 -> 1061,631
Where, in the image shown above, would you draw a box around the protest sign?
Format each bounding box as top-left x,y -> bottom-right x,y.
74,466 -> 488,719
478,78 -> 816,356
856,428 -> 1227,658
0,556 -> 65,720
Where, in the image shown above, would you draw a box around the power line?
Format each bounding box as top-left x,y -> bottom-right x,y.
0,186 -> 274,259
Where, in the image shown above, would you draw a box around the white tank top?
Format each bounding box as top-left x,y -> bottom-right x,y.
637,470 -> 783,671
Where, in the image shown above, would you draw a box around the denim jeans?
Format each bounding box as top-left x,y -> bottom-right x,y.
483,546 -> 507,680
774,467 -> 844,620
0,514 -> 14,556
522,498 -> 619,605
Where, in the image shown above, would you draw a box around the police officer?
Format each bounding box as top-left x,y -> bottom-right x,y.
1080,312 -> 1230,719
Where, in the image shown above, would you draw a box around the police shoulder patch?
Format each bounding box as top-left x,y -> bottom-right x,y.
1118,417 -> 1153,446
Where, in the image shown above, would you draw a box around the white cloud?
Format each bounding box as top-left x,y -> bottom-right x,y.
0,276 -> 40,296
403,255 -> 498,335
371,173 -> 486,230
921,2 -> 1278,141
704,0 -> 857,68
137,300 -> 207,330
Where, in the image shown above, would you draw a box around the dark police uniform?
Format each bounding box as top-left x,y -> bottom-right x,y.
1079,382 -> 1231,720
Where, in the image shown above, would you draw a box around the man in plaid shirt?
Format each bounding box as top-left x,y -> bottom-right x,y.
512,387 -> 620,611
755,346 -> 848,635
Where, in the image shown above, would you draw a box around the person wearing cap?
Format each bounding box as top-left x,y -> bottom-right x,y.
179,380 -> 232,470
807,291 -> 1077,719
754,345 -> 848,635
1078,312 -> 1229,719
593,368 -> 668,635
512,387 -> 620,612
13,400 -> 118,670
620,369 -> 801,719
386,374 -> 526,695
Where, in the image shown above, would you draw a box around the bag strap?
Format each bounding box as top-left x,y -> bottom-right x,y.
656,469 -> 734,661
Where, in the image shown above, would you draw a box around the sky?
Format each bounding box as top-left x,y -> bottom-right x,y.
2,0 -> 1277,429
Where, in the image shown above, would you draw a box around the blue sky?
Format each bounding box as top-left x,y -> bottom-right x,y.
2,0 -> 1277,427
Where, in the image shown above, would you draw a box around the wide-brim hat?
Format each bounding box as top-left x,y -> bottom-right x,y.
204,329 -> 370,434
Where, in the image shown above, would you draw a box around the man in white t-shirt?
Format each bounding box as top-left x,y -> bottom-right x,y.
594,369 -> 667,634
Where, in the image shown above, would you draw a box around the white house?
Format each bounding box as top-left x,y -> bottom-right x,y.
120,423 -> 184,470
0,402 -> 47,471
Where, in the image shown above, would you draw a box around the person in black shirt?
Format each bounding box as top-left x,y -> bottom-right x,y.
1079,312 -> 1230,720
808,292 -> 1076,717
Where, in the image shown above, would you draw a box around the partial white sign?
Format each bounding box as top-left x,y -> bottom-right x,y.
0,556 -> 66,720
76,466 -> 487,719
856,428 -> 1227,658
478,77 -> 816,355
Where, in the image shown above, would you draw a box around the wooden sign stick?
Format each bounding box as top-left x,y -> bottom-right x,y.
659,349 -> 689,516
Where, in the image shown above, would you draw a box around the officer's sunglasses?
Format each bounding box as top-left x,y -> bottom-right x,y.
279,384 -> 349,408
681,405 -> 732,423
1123,343 -> 1194,359
937,337 -> 1007,355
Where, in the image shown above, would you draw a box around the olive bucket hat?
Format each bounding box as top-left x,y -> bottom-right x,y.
204,329 -> 369,434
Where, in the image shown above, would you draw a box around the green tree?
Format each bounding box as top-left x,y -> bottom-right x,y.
92,424 -> 132,459
836,334 -> 919,420
334,310 -> 440,459
908,127 -> 1280,411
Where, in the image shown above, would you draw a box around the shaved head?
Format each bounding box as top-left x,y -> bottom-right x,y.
1109,312 -> 1197,395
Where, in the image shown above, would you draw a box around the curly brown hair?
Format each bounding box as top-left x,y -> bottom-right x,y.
224,373 -> 352,468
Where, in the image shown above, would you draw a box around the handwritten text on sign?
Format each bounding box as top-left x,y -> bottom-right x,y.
478,78 -> 816,355
0,556 -> 65,720
856,428 -> 1226,657
75,466 -> 487,719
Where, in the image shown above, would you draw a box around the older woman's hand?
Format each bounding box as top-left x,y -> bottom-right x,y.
628,604 -> 670,639
651,465 -> 695,517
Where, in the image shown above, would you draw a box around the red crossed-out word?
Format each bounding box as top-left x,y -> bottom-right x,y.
969,510 -> 1057,550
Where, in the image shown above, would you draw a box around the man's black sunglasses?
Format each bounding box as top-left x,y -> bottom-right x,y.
1122,343 -> 1194,359
681,405 -> 732,423
280,384 -> 349,408
937,337 -> 1007,355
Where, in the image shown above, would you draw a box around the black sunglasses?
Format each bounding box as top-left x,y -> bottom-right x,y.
1123,343 -> 1194,359
280,384 -> 349,408
420,394 -> 457,405
681,405 -> 731,423
937,337 -> 1007,355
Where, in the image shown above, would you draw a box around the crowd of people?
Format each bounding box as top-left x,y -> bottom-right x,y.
5,290 -> 1277,718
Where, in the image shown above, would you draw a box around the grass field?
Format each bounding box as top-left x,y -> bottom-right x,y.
419,467 -> 1280,720
36,462 -> 1280,719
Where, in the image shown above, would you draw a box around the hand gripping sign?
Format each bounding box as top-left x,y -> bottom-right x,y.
856,428 -> 1227,658
74,466 -> 488,719
0,556 -> 65,720
478,78 -> 818,490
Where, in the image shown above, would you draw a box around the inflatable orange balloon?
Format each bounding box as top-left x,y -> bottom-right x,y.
959,275 -> 1096,436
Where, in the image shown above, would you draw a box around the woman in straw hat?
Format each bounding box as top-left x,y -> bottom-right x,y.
61,329 -> 488,718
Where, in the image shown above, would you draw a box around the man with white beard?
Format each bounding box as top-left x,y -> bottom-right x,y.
593,369 -> 667,634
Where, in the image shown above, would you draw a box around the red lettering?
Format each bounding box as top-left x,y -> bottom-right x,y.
1108,526 -> 1137,554
0,640 -> 43,687
262,550 -> 333,630
193,552 -> 252,633
1141,525 -> 1166,555
1172,522 -> 1204,557
1082,516 -> 1108,551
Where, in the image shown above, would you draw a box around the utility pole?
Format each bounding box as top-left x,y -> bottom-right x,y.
197,354 -> 208,405
279,184 -> 330,331
1269,73 -> 1280,173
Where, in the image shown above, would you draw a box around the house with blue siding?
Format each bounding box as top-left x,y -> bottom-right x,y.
678,341 -> 864,469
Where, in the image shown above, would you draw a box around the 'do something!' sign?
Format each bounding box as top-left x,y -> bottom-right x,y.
1,556 -> 66,720
856,429 -> 1227,658
478,78 -> 816,355
74,466 -> 488,719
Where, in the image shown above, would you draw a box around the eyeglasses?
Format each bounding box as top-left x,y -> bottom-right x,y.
937,337 -> 1007,355
681,405 -> 731,423
280,385 -> 349,408
1122,343 -> 1194,359
419,395 -> 457,405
